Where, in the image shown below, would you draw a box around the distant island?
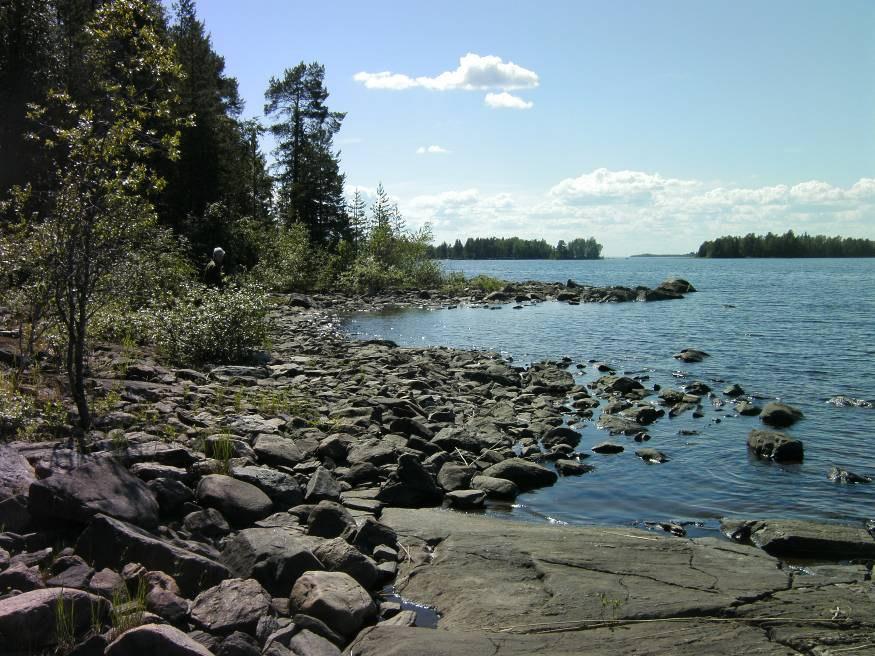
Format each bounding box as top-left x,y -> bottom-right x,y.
630,253 -> 695,258
697,231 -> 875,258
429,236 -> 603,260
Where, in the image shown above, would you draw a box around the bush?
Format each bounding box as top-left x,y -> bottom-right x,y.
152,282 -> 268,366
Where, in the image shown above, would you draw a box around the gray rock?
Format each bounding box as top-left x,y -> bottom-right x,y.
305,467 -> 342,503
636,448 -> 668,463
217,631 -> 260,656
760,402 -> 804,428
147,477 -> 195,515
0,495 -> 30,533
254,434 -> 307,468
723,384 -> 745,397
747,429 -> 804,462
221,527 -> 323,596
307,501 -> 356,539
0,444 -> 36,499
196,474 -> 273,526
89,567 -> 124,597
828,466 -> 871,484
145,587 -> 190,624
313,537 -> 379,589
233,466 -> 303,507
735,400 -> 761,416
348,518 -> 399,555
191,578 -> 271,635
541,426 -> 581,449
377,454 -> 444,507
105,623 -> 213,656
471,475 -> 519,500
289,629 -> 342,656
0,562 -> 45,592
45,561 -> 94,589
0,588 -> 109,650
436,463 -> 475,492
28,457 -> 159,528
674,348 -> 707,362
76,514 -> 229,598
722,518 -> 875,559
481,458 -> 557,491
591,442 -> 624,454
596,414 -> 644,435
183,508 -> 231,539
446,489 -> 486,509
555,459 -> 595,476
289,571 -> 377,638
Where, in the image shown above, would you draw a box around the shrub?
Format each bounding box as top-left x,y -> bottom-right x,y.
153,282 -> 268,366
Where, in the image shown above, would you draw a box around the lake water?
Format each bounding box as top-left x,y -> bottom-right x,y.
342,258 -> 875,533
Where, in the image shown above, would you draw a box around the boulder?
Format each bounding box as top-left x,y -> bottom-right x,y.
659,278 -> 696,293
377,454 -> 444,507
76,514 -> 229,598
183,508 -> 231,539
313,537 -> 379,589
147,477 -> 195,515
253,434 -> 307,468
722,518 -> 875,559
105,623 -> 213,656
436,463 -> 475,492
0,562 -> 45,591
760,402 -> 804,428
828,466 -> 871,484
445,489 -> 486,509
289,571 -> 377,638
735,400 -> 761,416
555,460 -> 595,476
0,444 -> 36,499
217,631 -> 261,656
191,578 -> 271,635
592,442 -> 624,454
288,629 -> 342,656
196,474 -> 273,526
307,501 -> 357,539
747,429 -> 803,463
305,467 -> 342,503
233,466 -> 303,507
471,475 -> 519,500
636,448 -> 669,464
221,527 -> 323,596
0,587 -> 109,650
541,426 -> 581,449
674,348 -> 708,363
481,458 -> 557,491
28,457 -> 159,528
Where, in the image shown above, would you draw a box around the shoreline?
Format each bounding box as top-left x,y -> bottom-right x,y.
1,284 -> 874,654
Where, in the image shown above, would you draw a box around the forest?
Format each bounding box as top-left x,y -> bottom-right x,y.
428,236 -> 603,260
696,231 -> 875,258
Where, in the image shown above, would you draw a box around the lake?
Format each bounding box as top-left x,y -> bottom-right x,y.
341,258 -> 875,533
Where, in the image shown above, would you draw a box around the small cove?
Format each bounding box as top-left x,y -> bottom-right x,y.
342,258 -> 875,531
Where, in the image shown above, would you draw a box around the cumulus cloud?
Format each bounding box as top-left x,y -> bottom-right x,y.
354,53 -> 539,92
484,92 -> 533,110
396,170 -> 875,255
416,145 -> 450,155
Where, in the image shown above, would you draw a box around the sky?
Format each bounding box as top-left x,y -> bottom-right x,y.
190,0 -> 875,256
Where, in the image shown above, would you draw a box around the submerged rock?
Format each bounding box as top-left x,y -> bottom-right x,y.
759,402 -> 804,428
828,466 -> 871,484
747,429 -> 803,463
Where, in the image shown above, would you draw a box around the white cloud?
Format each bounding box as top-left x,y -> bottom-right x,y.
484,92 -> 533,110
394,170 -> 875,256
416,145 -> 450,155
354,53 -> 539,92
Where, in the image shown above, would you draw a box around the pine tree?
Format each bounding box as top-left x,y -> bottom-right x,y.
264,61 -> 349,245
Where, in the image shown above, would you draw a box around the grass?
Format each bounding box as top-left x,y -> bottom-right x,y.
54,591 -> 77,653
441,272 -> 506,294
110,578 -> 147,636
211,434 -> 234,474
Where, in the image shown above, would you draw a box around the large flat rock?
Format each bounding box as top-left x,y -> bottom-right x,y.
355,508 -> 875,655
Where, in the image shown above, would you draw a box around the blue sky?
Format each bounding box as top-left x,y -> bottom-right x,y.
191,0 -> 874,255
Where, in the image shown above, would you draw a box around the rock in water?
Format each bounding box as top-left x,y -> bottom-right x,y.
481,458 -> 558,491
759,402 -> 804,428
722,518 -> 875,559
828,466 -> 871,484
674,348 -> 708,363
747,429 -> 803,463
659,278 -> 697,293
289,571 -> 377,638
28,457 -> 159,528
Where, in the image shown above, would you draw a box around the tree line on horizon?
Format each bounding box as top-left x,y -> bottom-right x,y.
428,236 -> 603,260
696,230 -> 875,258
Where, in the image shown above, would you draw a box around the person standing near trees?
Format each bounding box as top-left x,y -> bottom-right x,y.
203,247 -> 225,288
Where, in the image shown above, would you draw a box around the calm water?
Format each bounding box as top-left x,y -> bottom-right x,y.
342,258 -> 875,532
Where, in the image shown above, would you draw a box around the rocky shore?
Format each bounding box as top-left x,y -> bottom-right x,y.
1,279 -> 873,655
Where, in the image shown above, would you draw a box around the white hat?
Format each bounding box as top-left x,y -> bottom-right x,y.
213,247 -> 225,260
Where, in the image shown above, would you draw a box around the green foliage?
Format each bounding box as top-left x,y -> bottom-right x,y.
429,236 -> 603,260
152,282 -> 268,366
697,230 -> 875,258
211,434 -> 233,474
54,592 -> 78,653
